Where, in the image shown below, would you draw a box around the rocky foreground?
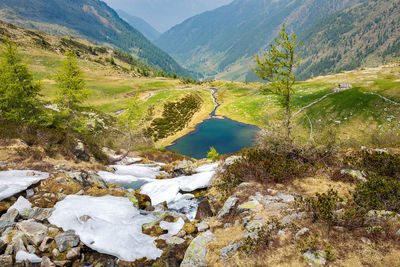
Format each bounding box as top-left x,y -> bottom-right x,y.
0,145 -> 399,267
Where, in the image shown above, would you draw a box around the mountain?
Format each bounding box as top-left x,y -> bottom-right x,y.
116,9 -> 160,41
0,0 -> 191,77
296,0 -> 400,80
155,0 -> 365,80
103,0 -> 233,32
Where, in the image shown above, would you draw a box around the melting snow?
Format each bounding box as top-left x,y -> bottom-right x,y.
0,170 -> 49,201
48,195 -> 164,262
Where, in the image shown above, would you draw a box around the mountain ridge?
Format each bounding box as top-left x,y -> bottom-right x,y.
0,0 -> 192,77
116,9 -> 160,41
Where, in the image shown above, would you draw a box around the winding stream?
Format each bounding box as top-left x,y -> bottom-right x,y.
166,88 -> 259,159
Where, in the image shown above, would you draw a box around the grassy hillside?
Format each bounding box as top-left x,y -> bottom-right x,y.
297,0 -> 400,80
0,21 -> 214,147
0,0 -> 192,77
213,64 -> 400,145
155,0 -> 364,80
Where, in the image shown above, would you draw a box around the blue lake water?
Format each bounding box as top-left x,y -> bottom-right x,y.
166,117 -> 259,159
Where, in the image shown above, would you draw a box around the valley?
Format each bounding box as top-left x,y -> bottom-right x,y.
0,0 -> 399,266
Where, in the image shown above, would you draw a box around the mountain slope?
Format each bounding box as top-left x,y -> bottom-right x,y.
116,9 -> 160,41
0,0 -> 190,76
296,0 -> 400,80
155,0 -> 364,79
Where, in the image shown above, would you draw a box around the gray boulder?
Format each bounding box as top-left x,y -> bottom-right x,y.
0,220 -> 16,235
195,221 -> 209,232
217,196 -> 238,219
237,200 -> 259,213
219,242 -> 242,260
55,230 -> 80,252
0,209 -> 19,222
295,228 -> 309,239
166,236 -> 185,246
20,207 -> 54,222
180,231 -> 216,267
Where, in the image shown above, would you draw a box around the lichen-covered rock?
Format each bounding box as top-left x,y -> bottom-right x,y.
237,200 -> 259,213
219,242 -> 242,260
55,230 -> 79,252
0,208 -> 19,222
20,207 -> 54,222
181,231 -> 216,267
41,256 -> 56,267
217,196 -> 238,219
303,250 -> 326,266
39,237 -> 54,252
295,228 -> 310,239
16,220 -> 48,246
66,247 -> 80,260
182,222 -> 197,235
340,169 -> 367,182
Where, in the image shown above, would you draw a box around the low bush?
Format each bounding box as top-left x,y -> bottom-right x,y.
352,175 -> 400,213
344,150 -> 400,179
218,147 -> 312,196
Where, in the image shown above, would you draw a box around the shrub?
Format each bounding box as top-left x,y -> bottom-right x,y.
344,150 -> 400,179
297,189 -> 343,229
207,147 -> 220,162
352,175 -> 400,213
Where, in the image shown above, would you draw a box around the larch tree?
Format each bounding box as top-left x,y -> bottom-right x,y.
251,24 -> 302,140
55,50 -> 89,110
0,40 -> 41,121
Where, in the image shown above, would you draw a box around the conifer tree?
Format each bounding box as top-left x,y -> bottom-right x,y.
55,50 -> 89,109
251,24 -> 302,140
0,40 -> 41,121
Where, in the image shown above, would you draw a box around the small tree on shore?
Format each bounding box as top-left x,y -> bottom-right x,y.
0,41 -> 41,121
251,24 -> 302,140
55,50 -> 89,110
119,91 -> 142,151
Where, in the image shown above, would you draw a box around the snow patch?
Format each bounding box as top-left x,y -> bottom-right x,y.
0,170 -> 49,201
15,250 -> 42,263
48,195 -> 162,262
9,196 -> 31,212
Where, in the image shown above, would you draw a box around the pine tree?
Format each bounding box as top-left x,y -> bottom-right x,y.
251,24 -> 302,140
0,40 -> 41,121
55,50 -> 89,109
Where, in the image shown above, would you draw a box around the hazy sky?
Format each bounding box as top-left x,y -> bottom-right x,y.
103,0 -> 233,32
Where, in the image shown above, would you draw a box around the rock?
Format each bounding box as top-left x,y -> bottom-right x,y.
16,220 -> 48,246
26,189 -> 35,199
176,230 -> 186,238
333,226 -> 345,232
20,207 -> 54,222
52,248 -> 60,258
237,200 -> 259,213
66,247 -> 80,260
181,231 -> 216,267
39,237 -> 54,252
303,250 -> 326,265
277,229 -> 286,236
224,156 -> 242,166
295,228 -> 310,239
241,216 -> 251,226
223,223 -> 231,229
166,236 -> 185,246
0,255 -> 13,266
27,244 -> 36,253
41,256 -> 56,267
142,211 -> 169,230
55,230 -> 80,252
1,208 -> 19,222
219,242 -> 241,260
217,196 -> 238,219
265,193 -> 295,203
196,221 -> 209,232
280,212 -> 308,225
361,237 -> 372,245
396,228 -> 400,236
11,231 -> 28,252
74,141 -> 89,161
87,172 -> 108,189
195,198 -> 214,220
365,210 -> 399,225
